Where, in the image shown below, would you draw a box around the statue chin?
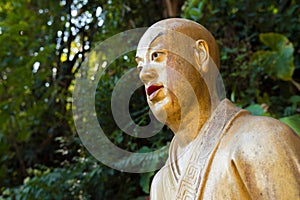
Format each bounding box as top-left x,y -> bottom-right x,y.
148,97 -> 170,125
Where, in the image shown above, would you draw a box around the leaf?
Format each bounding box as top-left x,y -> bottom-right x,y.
252,33 -> 295,81
189,8 -> 201,20
244,104 -> 265,116
279,114 -> 300,137
139,172 -> 154,194
289,95 -> 300,110
260,33 -> 291,52
289,95 -> 300,104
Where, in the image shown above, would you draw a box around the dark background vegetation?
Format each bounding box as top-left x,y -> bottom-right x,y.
0,0 -> 299,199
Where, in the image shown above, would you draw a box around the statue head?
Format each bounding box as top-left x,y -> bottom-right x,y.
136,18 -> 220,135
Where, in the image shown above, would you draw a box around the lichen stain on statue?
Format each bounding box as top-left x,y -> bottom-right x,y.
135,18 -> 300,200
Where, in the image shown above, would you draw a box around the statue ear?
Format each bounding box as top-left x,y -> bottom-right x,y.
194,39 -> 209,73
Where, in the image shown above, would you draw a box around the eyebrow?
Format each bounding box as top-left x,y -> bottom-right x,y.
135,32 -> 165,62
149,32 -> 164,46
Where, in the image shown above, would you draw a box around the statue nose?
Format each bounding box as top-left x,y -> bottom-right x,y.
139,65 -> 158,84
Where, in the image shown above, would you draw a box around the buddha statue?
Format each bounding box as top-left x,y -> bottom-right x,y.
135,18 -> 300,199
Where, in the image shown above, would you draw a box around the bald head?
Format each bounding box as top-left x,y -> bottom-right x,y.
148,18 -> 220,68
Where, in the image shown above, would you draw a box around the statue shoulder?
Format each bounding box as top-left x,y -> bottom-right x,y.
226,114 -> 300,159
222,115 -> 300,199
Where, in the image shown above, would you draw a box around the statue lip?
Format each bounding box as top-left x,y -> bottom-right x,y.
147,84 -> 164,100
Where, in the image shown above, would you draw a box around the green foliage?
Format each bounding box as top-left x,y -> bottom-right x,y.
139,172 -> 155,194
280,114 -> 300,137
244,104 -> 265,116
252,33 -> 295,81
0,0 -> 66,187
187,0 -> 207,20
2,156 -> 117,200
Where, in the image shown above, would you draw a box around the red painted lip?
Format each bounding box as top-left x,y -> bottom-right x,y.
147,84 -> 164,96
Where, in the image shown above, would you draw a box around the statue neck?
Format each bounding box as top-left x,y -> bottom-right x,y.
170,96 -> 220,146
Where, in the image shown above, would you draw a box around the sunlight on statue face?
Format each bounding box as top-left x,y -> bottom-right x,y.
136,31 -> 202,129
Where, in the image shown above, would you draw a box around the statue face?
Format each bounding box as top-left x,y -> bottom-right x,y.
136,31 -> 202,127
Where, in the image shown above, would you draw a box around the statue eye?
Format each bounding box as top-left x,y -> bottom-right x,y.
152,52 -> 159,60
151,51 -> 165,61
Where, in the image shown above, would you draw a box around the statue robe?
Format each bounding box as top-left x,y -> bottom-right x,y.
150,99 -> 300,199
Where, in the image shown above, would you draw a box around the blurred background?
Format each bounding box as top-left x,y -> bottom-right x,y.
0,0 -> 299,199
